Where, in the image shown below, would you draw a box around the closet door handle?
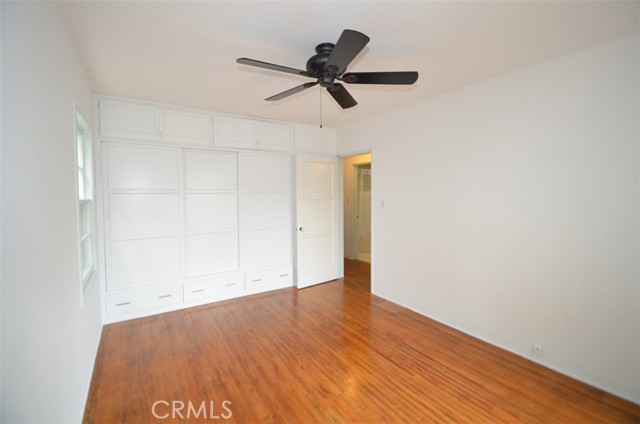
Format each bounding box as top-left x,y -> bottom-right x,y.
298,227 -> 305,232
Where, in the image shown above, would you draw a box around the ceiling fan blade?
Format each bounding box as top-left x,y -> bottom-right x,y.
342,71 -> 419,85
325,30 -> 370,74
265,82 -> 318,101
327,83 -> 357,109
237,58 -> 312,77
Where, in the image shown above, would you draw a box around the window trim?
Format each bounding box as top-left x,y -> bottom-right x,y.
74,104 -> 96,303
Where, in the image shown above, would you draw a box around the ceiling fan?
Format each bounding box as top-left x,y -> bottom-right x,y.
237,29 -> 419,109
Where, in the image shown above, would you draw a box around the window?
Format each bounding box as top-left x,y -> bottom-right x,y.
75,107 -> 95,299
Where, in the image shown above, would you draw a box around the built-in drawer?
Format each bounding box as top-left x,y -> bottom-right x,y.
245,265 -> 293,290
106,283 -> 182,316
184,274 -> 243,302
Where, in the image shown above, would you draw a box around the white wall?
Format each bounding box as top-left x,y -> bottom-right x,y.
337,35 -> 639,402
294,123 -> 337,156
1,2 -> 102,422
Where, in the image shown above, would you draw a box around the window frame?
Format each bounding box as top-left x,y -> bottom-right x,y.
74,105 -> 96,302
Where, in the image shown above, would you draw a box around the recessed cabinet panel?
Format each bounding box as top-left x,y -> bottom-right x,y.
241,193 -> 290,229
109,194 -> 179,239
214,116 -> 255,148
241,155 -> 291,191
161,110 -> 211,146
107,145 -> 179,190
256,121 -> 293,152
186,232 -> 238,275
109,237 -> 181,289
242,228 -> 291,269
100,100 -> 158,141
186,193 -> 238,232
184,151 -> 237,190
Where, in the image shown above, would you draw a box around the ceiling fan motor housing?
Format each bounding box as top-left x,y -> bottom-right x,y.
306,43 -> 339,86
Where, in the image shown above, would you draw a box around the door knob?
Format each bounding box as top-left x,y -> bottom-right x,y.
298,227 -> 305,232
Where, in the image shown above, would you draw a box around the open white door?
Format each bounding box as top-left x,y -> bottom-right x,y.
295,154 -> 341,289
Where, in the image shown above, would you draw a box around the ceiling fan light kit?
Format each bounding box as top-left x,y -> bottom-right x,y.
237,29 -> 419,110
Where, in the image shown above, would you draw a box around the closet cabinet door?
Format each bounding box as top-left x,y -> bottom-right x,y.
100,100 -> 158,141
186,232 -> 238,274
240,153 -> 292,277
242,228 -> 291,268
109,194 -> 180,239
104,144 -> 181,291
184,151 -> 237,190
159,109 -> 211,146
241,193 -> 290,229
107,145 -> 179,190
100,98 -> 213,146
109,237 -> 181,290
213,115 -> 255,149
184,150 -> 239,278
186,194 -> 237,232
241,154 -> 291,191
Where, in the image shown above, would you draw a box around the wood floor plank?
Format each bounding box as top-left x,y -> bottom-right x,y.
84,259 -> 639,423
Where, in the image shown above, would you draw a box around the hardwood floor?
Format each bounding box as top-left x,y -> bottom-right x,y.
84,259 -> 639,423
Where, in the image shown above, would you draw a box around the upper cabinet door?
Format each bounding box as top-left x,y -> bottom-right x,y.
256,121 -> 294,152
100,99 -> 212,146
159,109 -> 212,146
214,116 -> 256,149
100,100 -> 158,141
213,115 -> 294,152
99,98 -> 292,152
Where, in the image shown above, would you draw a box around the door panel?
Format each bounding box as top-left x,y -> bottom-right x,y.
295,155 -> 341,289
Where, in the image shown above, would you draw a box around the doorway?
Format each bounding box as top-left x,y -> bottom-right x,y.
354,164 -> 371,263
342,153 -> 372,289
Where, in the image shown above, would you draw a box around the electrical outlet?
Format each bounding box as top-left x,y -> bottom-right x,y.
532,344 -> 544,356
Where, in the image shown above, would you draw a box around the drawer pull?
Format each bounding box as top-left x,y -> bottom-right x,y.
279,274 -> 289,277
192,289 -> 205,293
116,302 -> 131,307
252,279 -> 262,282
225,283 -> 236,287
158,294 -> 172,299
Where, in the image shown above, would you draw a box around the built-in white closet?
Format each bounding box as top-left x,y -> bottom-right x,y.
98,97 -> 294,322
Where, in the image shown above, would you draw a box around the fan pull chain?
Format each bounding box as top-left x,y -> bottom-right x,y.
319,86 -> 323,129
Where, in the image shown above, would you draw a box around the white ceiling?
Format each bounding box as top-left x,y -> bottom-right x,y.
59,1 -> 639,128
